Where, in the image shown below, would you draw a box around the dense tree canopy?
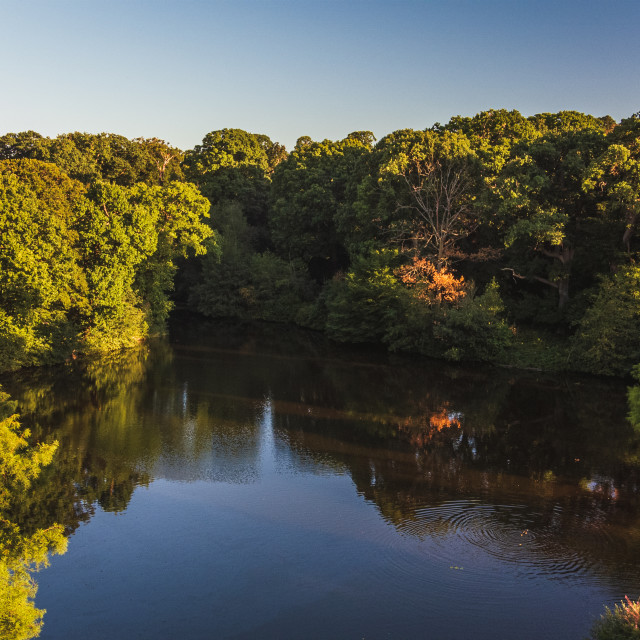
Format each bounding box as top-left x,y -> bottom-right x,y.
0,145 -> 212,370
185,112 -> 638,375
1,111 -> 639,376
0,132 -> 184,186
270,132 -> 373,277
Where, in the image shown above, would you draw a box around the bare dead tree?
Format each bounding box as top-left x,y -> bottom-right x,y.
390,156 -> 477,268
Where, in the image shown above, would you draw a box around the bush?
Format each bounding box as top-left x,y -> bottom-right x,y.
324,250 -> 403,343
588,597 -> 640,640
248,253 -> 314,323
433,279 -> 513,361
571,266 -> 640,376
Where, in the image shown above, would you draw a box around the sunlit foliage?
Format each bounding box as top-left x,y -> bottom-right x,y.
588,596 -> 640,640
0,153 -> 212,371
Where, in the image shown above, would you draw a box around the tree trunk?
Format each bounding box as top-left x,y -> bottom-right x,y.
540,245 -> 574,309
437,237 -> 445,269
557,277 -> 569,310
623,212 -> 638,253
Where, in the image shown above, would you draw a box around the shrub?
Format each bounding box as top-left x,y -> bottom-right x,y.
433,279 -> 513,361
248,253 -> 314,323
588,596 -> 640,640
324,250 -> 403,343
571,266 -> 640,376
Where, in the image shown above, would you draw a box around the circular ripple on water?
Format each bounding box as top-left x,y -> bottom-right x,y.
376,499 -> 626,586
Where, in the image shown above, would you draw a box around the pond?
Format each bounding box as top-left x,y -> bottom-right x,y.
3,317 -> 640,639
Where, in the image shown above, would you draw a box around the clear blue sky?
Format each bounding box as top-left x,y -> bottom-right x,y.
1,0 -> 638,151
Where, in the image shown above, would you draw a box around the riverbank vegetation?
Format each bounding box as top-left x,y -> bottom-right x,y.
1,109 -> 639,376
589,596 -> 640,639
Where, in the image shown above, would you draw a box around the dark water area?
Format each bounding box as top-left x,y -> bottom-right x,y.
3,316 -> 640,639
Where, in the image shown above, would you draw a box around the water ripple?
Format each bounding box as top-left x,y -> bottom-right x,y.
370,498 -> 629,588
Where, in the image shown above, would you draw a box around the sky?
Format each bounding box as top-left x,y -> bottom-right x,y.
1,0 -> 638,151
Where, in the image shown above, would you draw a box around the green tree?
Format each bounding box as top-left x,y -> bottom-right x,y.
128,182 -> 213,331
0,132 -> 50,161
571,266 -> 640,375
0,159 -> 213,369
488,125 -> 610,311
0,160 -> 87,369
371,129 -> 478,267
77,181 -> 158,351
183,129 -> 283,230
583,114 -> 640,254
190,202 -> 253,319
0,132 -> 184,186
324,250 -> 403,343
433,279 -> 512,361
270,132 -> 373,278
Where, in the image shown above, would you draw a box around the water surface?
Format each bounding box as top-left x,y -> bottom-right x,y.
5,319 -> 640,639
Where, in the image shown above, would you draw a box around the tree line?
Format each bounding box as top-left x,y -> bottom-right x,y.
1,110 -> 639,376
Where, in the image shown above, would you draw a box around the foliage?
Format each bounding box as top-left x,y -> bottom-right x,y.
629,364 -> 640,430
192,203 -> 313,322
583,139 -> 640,253
190,202 -> 253,319
494,325 -> 569,371
376,129 -> 478,266
487,127 -> 610,311
248,253 -> 315,323
270,132 -> 372,277
571,266 -> 640,376
396,257 -> 468,304
0,161 -> 87,369
0,132 -> 184,186
324,250 -> 403,343
433,279 -> 513,361
127,181 -> 213,331
182,128 -> 284,229
588,596 -> 640,640
4,111 -> 640,376
0,158 -> 213,370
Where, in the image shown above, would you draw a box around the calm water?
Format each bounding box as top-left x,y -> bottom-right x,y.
4,318 -> 640,639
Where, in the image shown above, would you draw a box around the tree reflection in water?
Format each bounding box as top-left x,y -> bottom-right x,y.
2,320 -> 640,637
0,390 -> 66,640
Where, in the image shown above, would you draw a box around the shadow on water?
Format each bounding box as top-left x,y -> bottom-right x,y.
2,315 -> 640,638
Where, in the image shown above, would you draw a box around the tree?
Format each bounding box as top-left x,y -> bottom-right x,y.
0,159 -> 213,369
488,125 -> 611,311
79,180 -> 213,345
133,137 -> 184,184
128,182 -> 213,330
442,109 -> 540,175
350,129 -> 478,268
0,160 -> 87,369
324,250 -> 403,343
189,202 -> 253,319
182,129 -> 283,230
583,114 -> 640,254
570,266 -> 640,376
76,181 -> 158,350
0,132 -> 184,186
0,131 -> 50,161
269,132 -> 373,278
